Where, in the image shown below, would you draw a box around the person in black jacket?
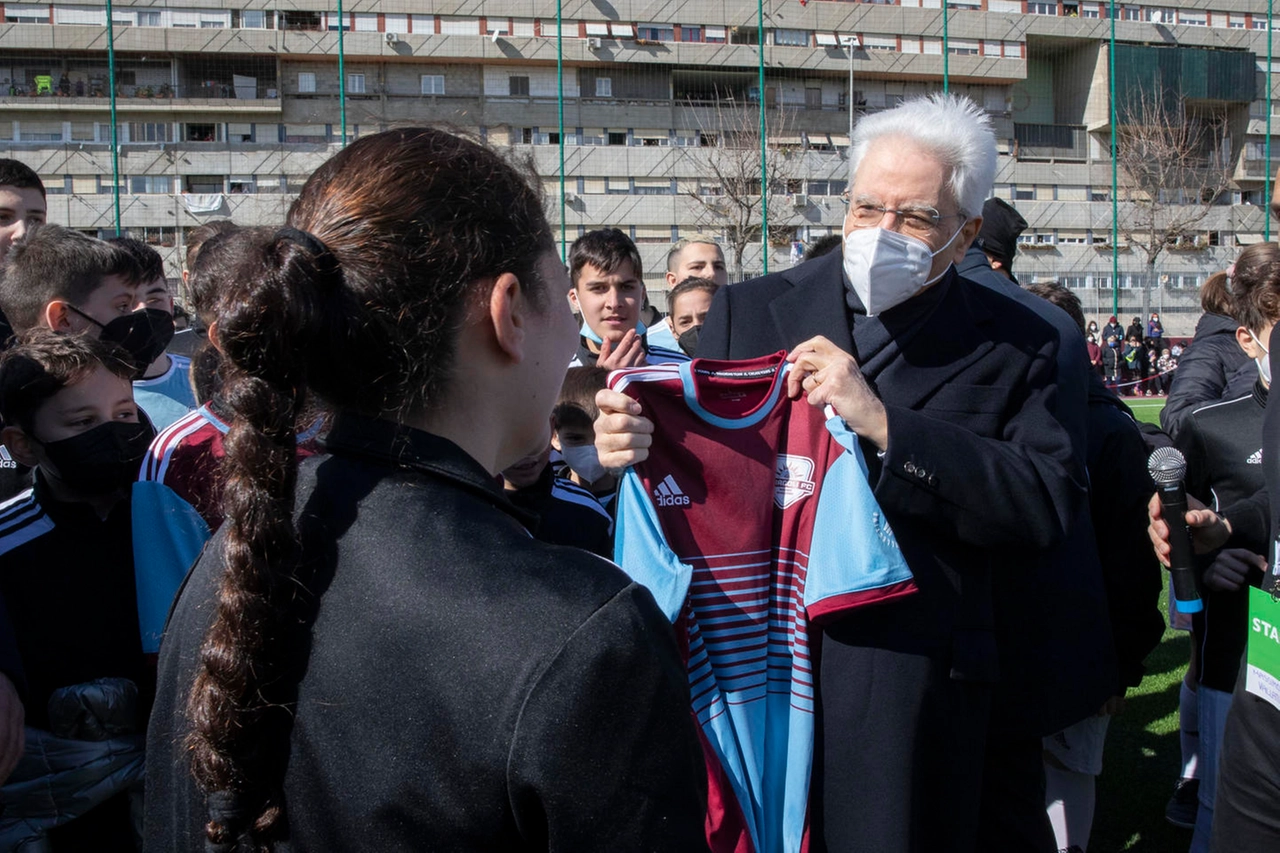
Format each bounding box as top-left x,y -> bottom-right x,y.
144,129 -> 708,852
1162,252 -> 1274,440
1028,283 -> 1164,853
598,93 -> 1085,853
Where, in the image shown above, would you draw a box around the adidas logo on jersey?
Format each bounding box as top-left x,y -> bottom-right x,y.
653,474 -> 691,507
1248,449 -> 1263,465
0,446 -> 15,470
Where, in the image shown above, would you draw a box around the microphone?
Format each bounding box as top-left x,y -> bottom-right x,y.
1148,447 -> 1203,614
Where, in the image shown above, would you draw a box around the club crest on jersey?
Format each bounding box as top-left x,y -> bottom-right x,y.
775,455 -> 816,508
653,474 -> 691,507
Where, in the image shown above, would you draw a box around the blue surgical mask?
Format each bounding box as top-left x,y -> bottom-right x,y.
1251,330 -> 1272,386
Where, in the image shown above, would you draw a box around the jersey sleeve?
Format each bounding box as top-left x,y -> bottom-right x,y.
612,468 -> 693,622
132,480 -> 212,653
804,413 -> 916,624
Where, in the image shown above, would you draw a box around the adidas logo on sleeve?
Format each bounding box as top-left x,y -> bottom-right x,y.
0,446 -> 15,470
653,474 -> 691,507
1247,449 -> 1263,465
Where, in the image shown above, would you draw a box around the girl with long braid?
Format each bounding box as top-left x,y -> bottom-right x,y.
143,128 -> 707,852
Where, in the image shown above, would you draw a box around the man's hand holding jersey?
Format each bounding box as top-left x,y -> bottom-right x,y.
784,336 -> 888,451
594,335 -> 890,470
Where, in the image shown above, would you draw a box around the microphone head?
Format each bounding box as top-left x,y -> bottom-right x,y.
1148,446 -> 1187,485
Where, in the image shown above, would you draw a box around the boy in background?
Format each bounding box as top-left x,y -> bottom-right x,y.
552,367 -> 619,512
0,330 -> 154,848
568,229 -> 687,369
107,237 -> 194,429
666,277 -> 720,357
502,439 -> 613,559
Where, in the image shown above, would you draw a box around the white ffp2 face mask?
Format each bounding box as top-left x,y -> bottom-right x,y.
560,443 -> 607,485
842,224 -> 964,316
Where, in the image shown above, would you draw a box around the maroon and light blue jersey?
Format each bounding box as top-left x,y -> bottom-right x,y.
610,352 -> 915,853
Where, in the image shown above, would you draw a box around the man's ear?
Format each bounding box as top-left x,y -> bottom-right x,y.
665,270 -> 678,288
952,215 -> 983,263
43,300 -> 75,332
1,426 -> 39,468
549,429 -> 563,452
488,272 -> 525,362
566,286 -> 581,315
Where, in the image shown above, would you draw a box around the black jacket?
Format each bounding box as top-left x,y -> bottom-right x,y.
144,414 -> 708,852
1086,374 -> 1165,690
1161,312 -> 1252,440
957,248 -> 1117,730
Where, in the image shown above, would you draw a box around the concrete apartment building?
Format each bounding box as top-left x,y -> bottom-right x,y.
0,1 -> 1275,330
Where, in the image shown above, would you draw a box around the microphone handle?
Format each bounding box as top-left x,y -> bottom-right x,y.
1159,481 -> 1203,614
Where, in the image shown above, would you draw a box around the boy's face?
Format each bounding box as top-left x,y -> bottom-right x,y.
569,261 -> 642,345
667,289 -> 715,336
29,364 -> 138,444
134,276 -> 173,315
667,243 -> 728,287
54,273 -> 137,334
551,421 -> 594,451
0,186 -> 46,261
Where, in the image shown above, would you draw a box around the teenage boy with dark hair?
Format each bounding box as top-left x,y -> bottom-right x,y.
665,277 -> 721,357
0,160 -> 46,348
106,237 -> 193,430
0,330 -> 155,848
567,228 -> 687,368
551,367 -> 620,511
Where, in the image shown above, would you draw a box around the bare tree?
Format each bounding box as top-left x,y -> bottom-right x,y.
1114,87 -> 1232,286
681,100 -> 803,281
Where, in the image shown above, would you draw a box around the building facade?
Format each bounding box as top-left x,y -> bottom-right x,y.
1,0 -> 1275,331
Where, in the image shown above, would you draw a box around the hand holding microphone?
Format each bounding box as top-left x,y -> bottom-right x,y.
1147,447 -> 1229,613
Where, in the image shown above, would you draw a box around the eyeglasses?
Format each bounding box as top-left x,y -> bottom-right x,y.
842,194 -> 964,237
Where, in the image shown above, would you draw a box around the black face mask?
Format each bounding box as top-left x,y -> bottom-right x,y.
35,419 -> 156,495
70,306 -> 175,377
677,325 -> 701,357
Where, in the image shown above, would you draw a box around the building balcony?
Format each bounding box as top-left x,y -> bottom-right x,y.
1013,123 -> 1088,162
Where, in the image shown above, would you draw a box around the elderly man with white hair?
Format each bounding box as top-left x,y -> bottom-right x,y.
596,94 -> 1089,851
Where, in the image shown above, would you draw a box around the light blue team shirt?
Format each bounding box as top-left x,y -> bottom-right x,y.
133,354 -> 196,431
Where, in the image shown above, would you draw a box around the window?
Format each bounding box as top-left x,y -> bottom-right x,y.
773,29 -> 809,47
1121,6 -> 1143,20
347,74 -> 365,94
634,178 -> 671,195
704,26 -> 727,43
228,175 -> 256,194
948,39 -> 980,55
19,121 -> 63,142
128,122 -> 171,143
1178,10 -> 1207,26
509,76 -> 530,96
1029,2 -> 1058,14
240,10 -> 266,29
138,10 -> 160,26
864,35 -> 897,51
595,77 -> 612,97
227,123 -> 253,143
608,131 -> 627,146
185,123 -> 217,142
42,175 -> 68,195
6,6 -> 48,24
1013,186 -> 1034,201
637,24 -> 675,41
298,72 -> 316,94
421,75 -> 445,95
681,25 -> 702,42
185,175 -> 225,194
130,176 -> 173,194
729,27 -> 760,45
354,13 -> 378,32
69,122 -> 96,142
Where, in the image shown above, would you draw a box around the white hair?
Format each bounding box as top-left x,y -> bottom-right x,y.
848,93 -> 997,218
